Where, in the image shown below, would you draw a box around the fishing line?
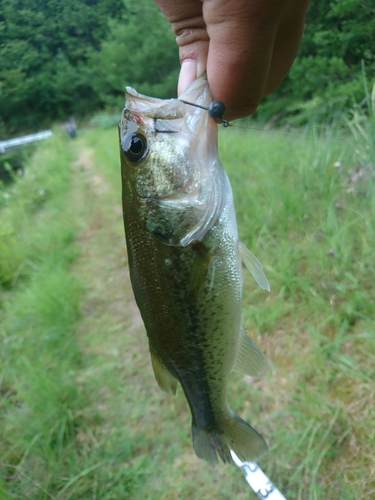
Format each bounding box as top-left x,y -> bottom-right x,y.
177,98 -> 371,147
178,99 -> 231,127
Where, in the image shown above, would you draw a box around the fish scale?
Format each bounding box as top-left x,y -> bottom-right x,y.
119,74 -> 270,464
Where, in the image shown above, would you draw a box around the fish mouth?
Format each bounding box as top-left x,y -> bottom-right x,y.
124,73 -> 211,123
123,74 -> 211,133
125,87 -> 162,113
125,87 -> 185,121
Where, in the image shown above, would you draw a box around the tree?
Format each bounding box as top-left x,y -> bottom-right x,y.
259,0 -> 375,122
0,0 -> 124,135
89,0 -> 179,108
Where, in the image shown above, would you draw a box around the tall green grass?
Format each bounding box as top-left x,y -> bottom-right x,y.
0,136 -> 82,496
220,123 -> 375,498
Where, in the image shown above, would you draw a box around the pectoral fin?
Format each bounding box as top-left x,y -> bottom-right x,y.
232,328 -> 269,378
149,345 -> 177,395
238,241 -> 270,291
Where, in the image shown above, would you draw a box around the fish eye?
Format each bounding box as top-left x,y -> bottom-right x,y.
122,132 -> 148,163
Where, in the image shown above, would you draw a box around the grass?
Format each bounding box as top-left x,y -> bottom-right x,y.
0,134 -> 140,499
0,117 -> 374,498
0,135 -> 83,497
221,124 -> 375,498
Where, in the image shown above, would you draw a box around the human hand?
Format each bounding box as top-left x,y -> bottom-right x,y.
153,0 -> 310,120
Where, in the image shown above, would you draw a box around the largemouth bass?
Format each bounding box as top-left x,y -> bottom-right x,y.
119,74 -> 270,464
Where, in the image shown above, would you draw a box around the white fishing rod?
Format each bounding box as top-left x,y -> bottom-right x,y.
231,451 -> 287,500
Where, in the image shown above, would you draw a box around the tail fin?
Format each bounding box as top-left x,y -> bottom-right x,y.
192,413 -> 268,465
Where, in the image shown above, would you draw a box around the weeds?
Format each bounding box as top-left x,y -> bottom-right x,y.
220,122 -> 375,498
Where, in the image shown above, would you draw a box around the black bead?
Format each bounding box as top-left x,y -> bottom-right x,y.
208,100 -> 226,120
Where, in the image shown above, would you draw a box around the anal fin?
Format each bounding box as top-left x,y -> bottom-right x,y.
149,345 -> 177,395
233,328 -> 269,378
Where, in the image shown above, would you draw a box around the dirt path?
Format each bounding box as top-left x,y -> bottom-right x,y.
71,145 -> 142,340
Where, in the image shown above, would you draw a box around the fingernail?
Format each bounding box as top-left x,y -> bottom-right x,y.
178,60 -> 197,96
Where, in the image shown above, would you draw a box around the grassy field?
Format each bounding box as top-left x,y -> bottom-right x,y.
0,118 -> 374,499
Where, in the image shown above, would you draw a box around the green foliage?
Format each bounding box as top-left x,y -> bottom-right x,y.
89,0 -> 179,108
344,80 -> 375,169
0,0 -> 178,136
2,0 -> 374,132
0,0 -> 124,135
0,137 -> 73,290
258,0 -> 375,122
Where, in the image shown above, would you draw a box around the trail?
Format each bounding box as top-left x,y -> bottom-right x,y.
71,145 -> 143,347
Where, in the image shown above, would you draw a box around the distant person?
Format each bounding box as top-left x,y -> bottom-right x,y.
65,117 -> 77,139
153,0 -> 310,120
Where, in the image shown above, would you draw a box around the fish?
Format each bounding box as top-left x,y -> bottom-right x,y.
119,74 -> 270,465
